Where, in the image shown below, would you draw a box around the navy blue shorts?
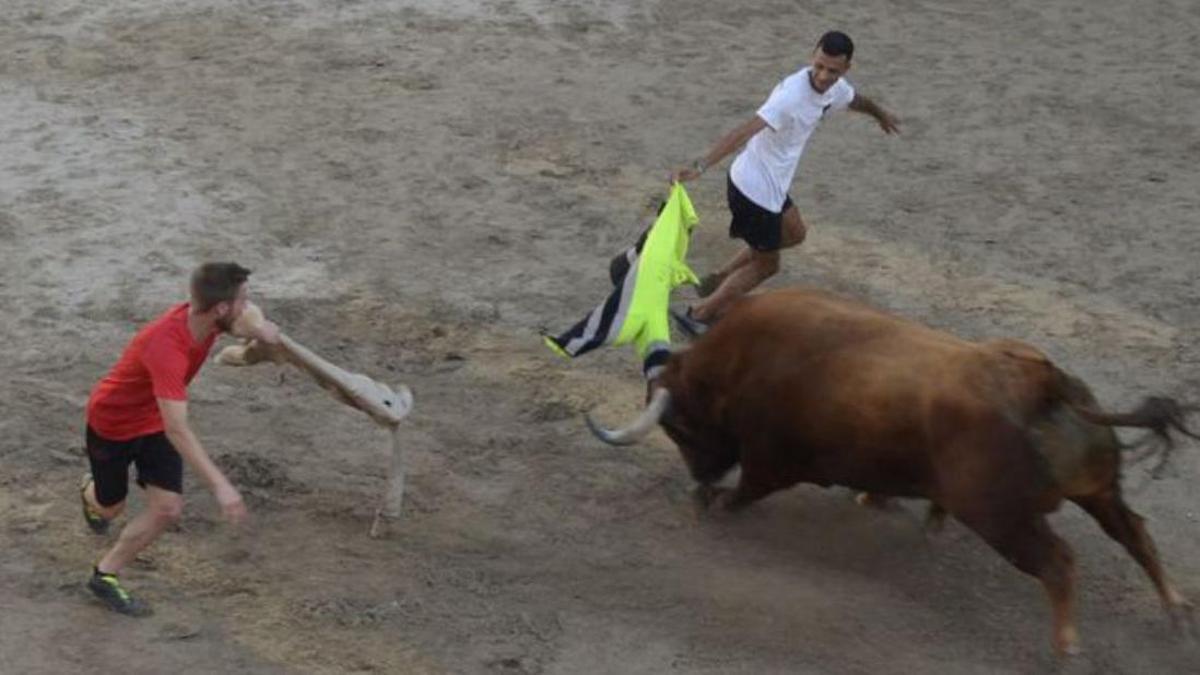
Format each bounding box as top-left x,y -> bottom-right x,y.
85,426 -> 183,506
727,175 -> 793,252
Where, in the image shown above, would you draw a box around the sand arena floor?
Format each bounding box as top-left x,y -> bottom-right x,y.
2,1 -> 1199,673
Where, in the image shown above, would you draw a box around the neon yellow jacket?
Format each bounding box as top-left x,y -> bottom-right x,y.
544,182 -> 699,375
616,182 -> 699,360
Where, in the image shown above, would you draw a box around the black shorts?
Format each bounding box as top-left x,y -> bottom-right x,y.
727,174 -> 793,252
85,426 -> 184,506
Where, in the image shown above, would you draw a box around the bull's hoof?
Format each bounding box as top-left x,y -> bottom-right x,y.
854,492 -> 891,509
1057,641 -> 1082,657
1166,597 -> 1196,639
1054,626 -> 1081,657
854,492 -> 907,515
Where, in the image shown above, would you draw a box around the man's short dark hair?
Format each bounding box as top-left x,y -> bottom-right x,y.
817,31 -> 854,61
190,262 -> 251,311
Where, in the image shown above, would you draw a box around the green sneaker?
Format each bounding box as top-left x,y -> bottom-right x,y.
88,570 -> 152,617
79,474 -> 109,535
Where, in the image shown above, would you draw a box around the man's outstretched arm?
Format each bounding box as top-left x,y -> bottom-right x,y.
671,115 -> 769,182
849,94 -> 900,134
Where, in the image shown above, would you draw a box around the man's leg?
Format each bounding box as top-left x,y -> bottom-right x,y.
699,207 -> 807,296
692,249 -> 779,322
82,427 -> 133,534
697,248 -> 755,297
82,478 -> 126,522
96,485 -> 183,576
778,203 -> 808,249
692,205 -> 808,322
89,432 -> 184,616
88,485 -> 181,616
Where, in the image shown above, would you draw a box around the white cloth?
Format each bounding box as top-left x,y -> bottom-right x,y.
729,67 -> 855,212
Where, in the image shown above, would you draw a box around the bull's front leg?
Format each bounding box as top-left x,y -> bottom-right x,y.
693,474 -> 776,513
925,502 -> 948,534
688,481 -> 721,509
713,478 -> 776,512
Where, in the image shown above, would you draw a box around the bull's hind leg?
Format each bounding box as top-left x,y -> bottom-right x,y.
959,511 -> 1079,655
696,435 -> 784,513
1072,490 -> 1193,634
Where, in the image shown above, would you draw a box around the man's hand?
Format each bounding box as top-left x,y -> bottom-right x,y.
669,160 -> 706,184
875,109 -> 900,135
252,319 -> 281,345
214,482 -> 247,525
668,116 -> 766,185
850,94 -> 900,135
669,168 -> 700,183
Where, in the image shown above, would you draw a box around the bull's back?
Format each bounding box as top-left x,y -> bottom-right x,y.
673,289 -> 1095,495
673,291 -> 983,489
691,289 -> 978,400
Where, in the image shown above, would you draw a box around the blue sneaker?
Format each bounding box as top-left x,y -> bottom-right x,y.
670,306 -> 710,338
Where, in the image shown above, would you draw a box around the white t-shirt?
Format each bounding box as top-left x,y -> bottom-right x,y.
729,67 -> 855,212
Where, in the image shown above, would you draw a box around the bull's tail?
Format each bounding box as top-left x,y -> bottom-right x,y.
1069,395 -> 1200,477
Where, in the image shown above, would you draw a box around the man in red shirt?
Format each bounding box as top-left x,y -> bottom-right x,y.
80,262 -> 279,616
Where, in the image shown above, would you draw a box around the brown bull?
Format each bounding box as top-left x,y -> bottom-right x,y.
588,288 -> 1198,654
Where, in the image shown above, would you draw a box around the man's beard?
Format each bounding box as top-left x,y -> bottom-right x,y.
216,315 -> 235,333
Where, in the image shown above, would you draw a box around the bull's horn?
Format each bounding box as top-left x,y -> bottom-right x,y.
586,388 -> 671,446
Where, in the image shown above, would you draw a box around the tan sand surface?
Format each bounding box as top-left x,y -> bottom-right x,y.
2,1 -> 1198,672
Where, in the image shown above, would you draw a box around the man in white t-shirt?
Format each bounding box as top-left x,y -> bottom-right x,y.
670,31 -> 898,336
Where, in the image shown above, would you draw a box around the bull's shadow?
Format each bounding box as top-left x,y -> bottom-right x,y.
670,478 -> 1197,672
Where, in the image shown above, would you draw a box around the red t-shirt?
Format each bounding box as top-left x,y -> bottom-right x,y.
87,303 -> 220,441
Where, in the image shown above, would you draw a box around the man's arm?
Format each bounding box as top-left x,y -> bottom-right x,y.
671,115 -> 769,182
228,303 -> 281,344
159,398 -> 246,524
248,319 -> 280,345
848,94 -> 900,134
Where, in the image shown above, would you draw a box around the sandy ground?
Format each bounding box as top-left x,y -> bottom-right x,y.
3,1 -> 1200,673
